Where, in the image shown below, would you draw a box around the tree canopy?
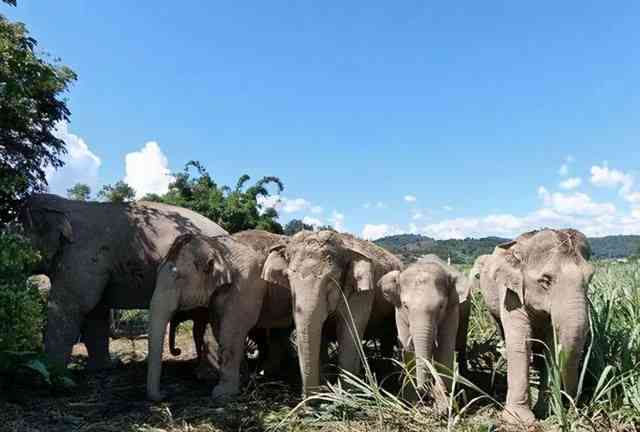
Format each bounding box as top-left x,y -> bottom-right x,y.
98,181 -> 136,203
0,12 -> 76,223
66,183 -> 91,201
147,161 -> 284,234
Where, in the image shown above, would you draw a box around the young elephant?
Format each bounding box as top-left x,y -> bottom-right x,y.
378,255 -> 469,408
146,234 -> 277,401
477,229 -> 593,424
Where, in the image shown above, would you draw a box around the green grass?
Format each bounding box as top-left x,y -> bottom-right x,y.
272,259 -> 640,431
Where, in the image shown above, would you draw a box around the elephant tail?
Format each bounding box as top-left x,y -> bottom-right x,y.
169,317 -> 182,356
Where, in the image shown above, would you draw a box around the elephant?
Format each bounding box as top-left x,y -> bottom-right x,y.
19,193 -> 227,369
377,255 -> 470,408
146,231 -> 293,401
261,230 -> 403,397
475,228 -> 594,424
166,230 -> 293,377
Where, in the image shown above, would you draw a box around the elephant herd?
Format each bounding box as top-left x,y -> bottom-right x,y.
19,193 -> 594,425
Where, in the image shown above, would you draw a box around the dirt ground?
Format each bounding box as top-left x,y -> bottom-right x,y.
1,332 -> 304,432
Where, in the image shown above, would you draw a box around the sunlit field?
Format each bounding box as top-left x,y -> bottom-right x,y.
2,259 -> 638,432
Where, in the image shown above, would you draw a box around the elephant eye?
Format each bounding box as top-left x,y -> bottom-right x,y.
474,273 -> 480,280
539,274 -> 553,289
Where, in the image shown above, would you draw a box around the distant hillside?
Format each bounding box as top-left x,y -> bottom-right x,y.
374,233 -> 640,264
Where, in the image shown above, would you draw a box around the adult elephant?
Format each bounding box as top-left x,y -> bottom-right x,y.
262,230 -> 402,396
146,231 -> 293,401
477,229 -> 593,424
378,254 -> 471,407
167,230 -> 292,376
19,193 -> 227,369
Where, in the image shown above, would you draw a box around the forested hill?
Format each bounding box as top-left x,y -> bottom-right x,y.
374,234 -> 640,264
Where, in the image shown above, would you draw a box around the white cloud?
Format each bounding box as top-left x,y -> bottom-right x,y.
257,195 -> 323,214
559,177 -> 582,190
538,188 -> 615,216
443,205 -> 453,211
559,164 -> 569,176
412,211 -> 424,220
124,141 -> 173,199
362,224 -> 402,240
626,192 -> 640,205
632,208 -> 640,219
404,195 -> 417,203
46,122 -> 102,195
302,216 -> 323,227
329,210 -> 345,232
590,163 -> 633,193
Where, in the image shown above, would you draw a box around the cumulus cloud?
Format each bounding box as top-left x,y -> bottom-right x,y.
124,141 -> 173,199
46,122 -> 102,195
559,177 -> 582,190
404,195 -> 417,203
257,195 -> 323,214
329,211 -> 345,232
362,224 -> 402,240
537,187 -> 615,216
590,163 -> 633,192
302,216 -> 323,227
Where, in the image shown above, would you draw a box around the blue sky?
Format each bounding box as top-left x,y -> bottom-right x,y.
5,1 -> 640,238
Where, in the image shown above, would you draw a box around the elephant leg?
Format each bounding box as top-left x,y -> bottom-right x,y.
456,300 -> 471,376
146,283 -> 179,402
532,331 -> 552,418
210,286 -> 263,399
82,302 -> 112,370
193,313 -> 207,360
501,304 -> 535,425
336,293 -> 374,379
434,304 -> 459,413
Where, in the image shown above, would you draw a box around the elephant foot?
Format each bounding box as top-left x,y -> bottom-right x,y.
211,382 -> 240,400
147,389 -> 168,402
87,356 -> 121,371
502,404 -> 536,426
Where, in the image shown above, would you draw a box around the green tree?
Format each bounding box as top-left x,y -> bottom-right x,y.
98,181 -> 136,203
0,232 -> 42,352
284,219 -> 313,236
66,183 -> 91,201
160,161 -> 284,233
0,9 -> 77,223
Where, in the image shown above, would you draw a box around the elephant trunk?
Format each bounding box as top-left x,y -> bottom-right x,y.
410,314 -> 436,389
552,292 -> 588,396
296,315 -> 323,397
169,316 -> 181,356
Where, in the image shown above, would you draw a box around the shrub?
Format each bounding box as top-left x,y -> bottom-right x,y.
0,232 -> 43,352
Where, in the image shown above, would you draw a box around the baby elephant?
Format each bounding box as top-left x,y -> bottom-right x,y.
146,233 -> 269,402
378,255 -> 469,409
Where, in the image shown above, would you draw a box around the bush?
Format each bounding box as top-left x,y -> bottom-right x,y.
0,232 -> 44,352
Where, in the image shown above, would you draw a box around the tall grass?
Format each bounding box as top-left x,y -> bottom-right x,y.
273,260 -> 640,431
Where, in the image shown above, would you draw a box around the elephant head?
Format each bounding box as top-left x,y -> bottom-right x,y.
379,262 -> 461,390
486,229 -> 593,399
261,230 -> 374,395
19,200 -> 74,274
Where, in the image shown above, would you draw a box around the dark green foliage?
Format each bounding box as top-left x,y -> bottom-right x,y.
0,232 -> 42,352
155,161 -> 284,234
284,219 -> 313,235
98,180 -> 136,203
66,183 -> 91,201
0,13 -> 76,223
376,233 -> 640,264
588,235 -> 640,259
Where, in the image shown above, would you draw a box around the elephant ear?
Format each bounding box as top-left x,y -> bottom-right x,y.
262,244 -> 290,289
378,270 -> 401,306
452,274 -> 470,304
33,208 -> 74,243
495,241 -> 525,307
345,248 -> 374,292
206,247 -> 233,288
